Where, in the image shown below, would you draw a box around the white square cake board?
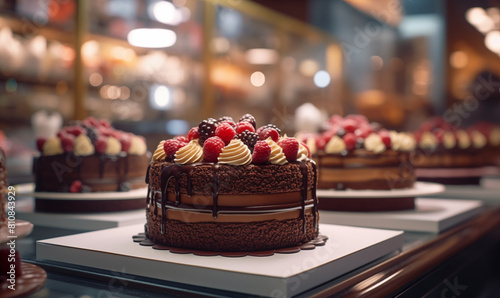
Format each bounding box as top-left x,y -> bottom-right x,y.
319,198 -> 483,233
36,224 -> 403,297
17,209 -> 145,231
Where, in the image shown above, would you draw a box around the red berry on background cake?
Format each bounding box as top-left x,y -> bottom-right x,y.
235,121 -> 255,134
278,137 -> 300,161
342,133 -> 357,150
198,118 -> 217,145
252,140 -> 271,164
119,134 -> 132,152
188,127 -> 200,141
259,128 -> 279,142
355,125 -> 373,138
236,130 -> 259,151
163,139 -> 185,159
203,136 -> 225,162
94,135 -> 107,154
36,138 -> 46,152
70,180 -> 82,193
99,119 -> 111,128
239,113 -> 257,129
342,119 -> 357,134
215,122 -> 236,145
174,136 -> 189,144
59,132 -> 75,153
379,130 -> 391,148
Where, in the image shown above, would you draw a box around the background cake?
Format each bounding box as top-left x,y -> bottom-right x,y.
298,114 -> 416,191
33,117 -> 150,212
413,117 -> 498,184
145,115 -> 319,252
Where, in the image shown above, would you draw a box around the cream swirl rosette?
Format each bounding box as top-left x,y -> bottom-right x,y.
325,135 -> 345,154
152,140 -> 166,161
296,143 -> 309,161
74,134 -> 95,156
266,137 -> 287,165
175,139 -> 203,164
105,136 -> 122,155
43,136 -> 64,156
364,133 -> 386,153
217,139 -> 252,166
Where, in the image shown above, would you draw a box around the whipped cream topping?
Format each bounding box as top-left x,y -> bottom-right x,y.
490,127 -> 500,146
175,139 -> 203,164
399,133 -> 416,151
152,140 -> 166,161
325,135 -> 345,154
470,131 -> 487,149
456,130 -> 470,149
218,139 -> 252,166
419,131 -> 438,150
296,143 -> 309,161
443,131 -> 456,149
129,136 -> 147,155
105,136 -> 122,155
306,137 -> 317,155
74,134 -> 95,156
43,136 -> 63,156
364,133 -> 386,153
266,138 -> 287,165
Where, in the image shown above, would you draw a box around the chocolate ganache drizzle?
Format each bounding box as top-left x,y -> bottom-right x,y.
149,160 -> 318,236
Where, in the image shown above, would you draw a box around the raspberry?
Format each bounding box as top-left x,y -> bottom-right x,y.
433,129 -> 445,143
239,114 -> 256,129
278,137 -> 300,161
256,124 -> 281,135
94,135 -> 107,154
163,139 -> 185,159
355,125 -> 373,138
60,133 -> 75,153
174,136 -> 189,144
252,140 -> 271,164
203,136 -> 225,162
188,127 -> 200,141
70,180 -> 82,193
342,119 -> 357,134
198,118 -> 217,145
237,131 -> 259,151
215,123 -> 236,145
328,115 -> 343,125
345,114 -> 368,125
99,119 -> 111,128
259,128 -> 279,142
378,130 -> 391,148
36,138 -> 46,152
120,134 -> 132,152
343,133 -> 357,150
219,120 -> 236,128
236,121 -> 255,134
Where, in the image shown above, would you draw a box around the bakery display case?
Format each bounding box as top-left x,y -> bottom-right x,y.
1,0 -> 500,297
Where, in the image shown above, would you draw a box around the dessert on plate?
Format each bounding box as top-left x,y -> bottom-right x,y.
32,117 -> 150,212
298,114 -> 416,191
145,115 -> 319,252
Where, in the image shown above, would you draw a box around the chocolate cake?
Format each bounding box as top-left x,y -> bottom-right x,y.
32,117 -> 150,212
413,117 -> 497,184
145,115 -> 319,252
299,115 -> 416,191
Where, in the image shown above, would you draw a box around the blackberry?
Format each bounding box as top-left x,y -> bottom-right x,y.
355,138 -> 364,149
239,114 -> 256,129
237,131 -> 259,152
85,127 -> 99,142
336,127 -> 346,137
259,124 -> 281,135
370,122 -> 382,132
119,182 -> 131,192
217,116 -> 234,124
198,118 -> 217,145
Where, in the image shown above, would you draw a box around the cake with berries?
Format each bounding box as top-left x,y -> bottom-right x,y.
413,117 -> 499,184
145,114 -> 319,252
299,115 -> 416,191
32,117 -> 150,212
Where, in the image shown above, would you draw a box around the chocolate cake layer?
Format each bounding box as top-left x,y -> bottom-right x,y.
315,151 -> 415,190
148,161 -> 316,195
146,210 -> 318,251
34,153 -> 149,192
413,150 -> 485,168
145,160 -> 319,251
